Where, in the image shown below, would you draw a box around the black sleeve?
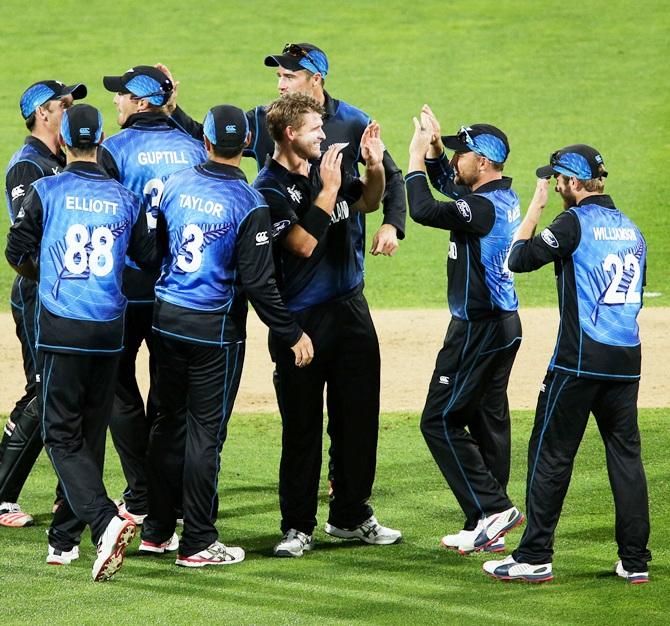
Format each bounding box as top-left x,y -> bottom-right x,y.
127,205 -> 162,271
242,109 -> 257,159
406,171 -> 494,235
425,151 -> 471,200
5,185 -> 43,268
379,150 -> 407,239
508,210 -> 580,273
236,206 -> 303,346
170,105 -> 204,141
341,170 -> 364,206
6,160 -> 44,222
97,145 -> 121,181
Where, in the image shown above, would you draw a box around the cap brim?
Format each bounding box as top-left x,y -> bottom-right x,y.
441,135 -> 471,153
264,54 -> 304,72
535,165 -> 555,179
102,75 -> 126,93
62,83 -> 87,101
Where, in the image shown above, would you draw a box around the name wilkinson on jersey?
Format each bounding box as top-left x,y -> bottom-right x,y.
592,226 -> 636,241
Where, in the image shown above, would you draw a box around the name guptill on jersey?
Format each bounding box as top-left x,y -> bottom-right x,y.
137,151 -> 190,166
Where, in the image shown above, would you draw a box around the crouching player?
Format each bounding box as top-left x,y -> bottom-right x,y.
139,105 -> 313,567
5,104 -> 158,581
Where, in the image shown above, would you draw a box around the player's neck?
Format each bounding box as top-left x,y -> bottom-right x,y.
31,128 -> 60,157
273,145 -> 310,177
471,171 -> 502,192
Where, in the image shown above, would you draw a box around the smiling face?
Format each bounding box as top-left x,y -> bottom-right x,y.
288,111 -> 326,160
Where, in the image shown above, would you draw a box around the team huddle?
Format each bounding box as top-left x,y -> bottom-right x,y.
0,43 -> 651,584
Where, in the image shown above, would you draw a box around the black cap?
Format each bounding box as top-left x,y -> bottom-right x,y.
536,144 -> 608,180
203,105 -> 249,149
264,43 -> 329,77
20,80 -> 87,119
60,104 -> 103,149
103,66 -> 173,106
441,124 -> 510,163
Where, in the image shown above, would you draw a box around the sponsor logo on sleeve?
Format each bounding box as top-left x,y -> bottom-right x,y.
255,231 -> 269,246
540,228 -> 559,248
439,375 -> 450,385
456,199 -> 472,222
11,184 -> 25,201
16,207 -> 25,219
272,219 -> 291,238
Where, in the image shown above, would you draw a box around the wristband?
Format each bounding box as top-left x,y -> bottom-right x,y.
299,204 -> 332,239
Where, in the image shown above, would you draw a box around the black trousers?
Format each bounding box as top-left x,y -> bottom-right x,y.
143,335 -> 244,557
421,312 -> 522,528
109,303 -> 157,514
38,351 -> 119,549
513,372 -> 651,572
273,292 -> 380,535
0,278 -> 39,503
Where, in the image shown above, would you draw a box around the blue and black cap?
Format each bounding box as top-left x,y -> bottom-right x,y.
60,104 -> 103,149
442,124 -> 510,164
536,144 -> 608,180
203,105 -> 249,149
103,65 -> 173,106
20,80 -> 87,120
264,43 -> 329,77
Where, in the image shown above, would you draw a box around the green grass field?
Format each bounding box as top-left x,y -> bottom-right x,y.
1,2 -> 668,624
0,0 -> 668,308
3,410 -> 668,625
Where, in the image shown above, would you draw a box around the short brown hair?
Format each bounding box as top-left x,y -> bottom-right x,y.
559,165 -> 606,193
266,93 -> 324,143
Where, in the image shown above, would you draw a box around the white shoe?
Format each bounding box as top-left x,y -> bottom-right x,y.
473,507 -> 524,551
116,501 -> 147,526
0,502 -> 34,528
139,533 -> 179,554
46,544 -> 80,565
615,560 -> 649,584
175,541 -> 245,567
483,555 -> 553,583
273,529 -> 314,557
441,529 -> 506,553
325,516 -> 402,545
92,516 -> 137,582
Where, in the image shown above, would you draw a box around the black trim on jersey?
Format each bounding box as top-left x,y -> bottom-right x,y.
509,194 -> 642,380
153,160 -> 303,348
406,171 -> 501,235
6,161 -> 157,354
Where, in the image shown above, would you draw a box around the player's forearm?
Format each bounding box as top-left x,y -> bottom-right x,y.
513,204 -> 543,244
380,156 -> 407,237
358,163 -> 385,213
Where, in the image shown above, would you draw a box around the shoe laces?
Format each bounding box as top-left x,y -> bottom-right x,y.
284,529 -> 310,545
0,502 -> 21,514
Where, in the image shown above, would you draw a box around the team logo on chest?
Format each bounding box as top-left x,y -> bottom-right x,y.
287,185 -> 302,203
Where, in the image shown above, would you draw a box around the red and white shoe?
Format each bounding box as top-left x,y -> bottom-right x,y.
0,502 -> 34,527
139,533 -> 179,554
92,516 -> 137,582
115,500 -> 147,525
175,541 -> 245,567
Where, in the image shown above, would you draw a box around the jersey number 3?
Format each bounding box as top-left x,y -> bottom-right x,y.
602,253 -> 641,304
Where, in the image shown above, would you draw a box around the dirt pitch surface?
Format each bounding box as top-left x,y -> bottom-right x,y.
0,308 -> 667,414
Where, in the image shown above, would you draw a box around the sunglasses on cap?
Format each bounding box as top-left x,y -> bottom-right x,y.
283,43 -> 319,66
456,126 -> 475,148
549,151 -> 583,178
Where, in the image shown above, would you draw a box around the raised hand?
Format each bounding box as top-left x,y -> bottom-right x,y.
361,121 -> 384,167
